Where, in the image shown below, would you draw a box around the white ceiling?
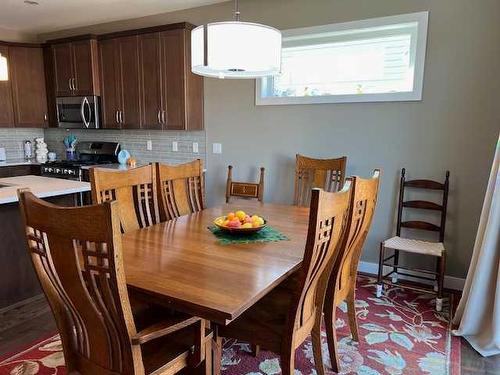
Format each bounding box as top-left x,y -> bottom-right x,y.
0,0 -> 227,35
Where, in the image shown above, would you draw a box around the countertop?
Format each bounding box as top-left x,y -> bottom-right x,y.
0,159 -> 41,167
0,175 -> 90,205
80,163 -> 146,171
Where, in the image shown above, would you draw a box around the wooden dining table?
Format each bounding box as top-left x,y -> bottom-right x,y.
122,201 -> 310,325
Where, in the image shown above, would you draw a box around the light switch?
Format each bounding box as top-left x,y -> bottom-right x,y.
172,141 -> 178,152
146,140 -> 153,151
212,143 -> 222,154
192,142 -> 199,153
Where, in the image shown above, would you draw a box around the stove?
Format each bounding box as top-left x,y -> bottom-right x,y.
41,142 -> 120,181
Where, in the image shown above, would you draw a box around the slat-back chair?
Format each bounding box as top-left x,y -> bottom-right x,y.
225,165 -> 265,203
377,168 -> 450,312
90,165 -> 160,233
156,160 -> 205,221
17,189 -> 211,375
323,170 -> 380,373
294,154 -> 347,206
214,185 -> 352,375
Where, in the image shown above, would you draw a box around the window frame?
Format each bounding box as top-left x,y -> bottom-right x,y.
255,11 -> 429,106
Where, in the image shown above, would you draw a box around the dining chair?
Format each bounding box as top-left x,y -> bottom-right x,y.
213,184 -> 352,375
156,160 -> 205,221
377,168 -> 450,312
90,165 -> 160,233
294,154 -> 347,206
323,170 -> 380,373
18,189 -> 212,375
225,165 -> 265,203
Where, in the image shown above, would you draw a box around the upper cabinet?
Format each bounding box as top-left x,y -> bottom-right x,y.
51,39 -> 100,97
0,43 -> 48,128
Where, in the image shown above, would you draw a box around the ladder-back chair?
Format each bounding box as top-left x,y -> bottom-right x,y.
324,170 -> 380,373
156,160 -> 205,221
18,189 -> 211,375
214,185 -> 352,375
90,165 -> 160,233
294,154 -> 347,206
377,168 -> 450,312
225,165 -> 265,203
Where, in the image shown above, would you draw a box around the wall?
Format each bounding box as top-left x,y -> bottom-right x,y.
44,129 -> 206,165
40,0 -> 500,279
0,128 -> 44,160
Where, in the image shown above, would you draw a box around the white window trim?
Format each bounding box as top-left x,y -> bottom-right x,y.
255,11 -> 429,106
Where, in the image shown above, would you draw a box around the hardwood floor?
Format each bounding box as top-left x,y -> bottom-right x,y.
1,295 -> 498,373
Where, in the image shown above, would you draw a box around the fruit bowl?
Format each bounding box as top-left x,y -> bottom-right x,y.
213,211 -> 267,235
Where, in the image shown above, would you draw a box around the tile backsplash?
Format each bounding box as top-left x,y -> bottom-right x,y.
0,128 -> 45,160
44,129 -> 206,165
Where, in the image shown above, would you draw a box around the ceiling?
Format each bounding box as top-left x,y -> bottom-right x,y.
0,0 -> 227,35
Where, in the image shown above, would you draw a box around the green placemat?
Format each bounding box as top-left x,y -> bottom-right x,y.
208,225 -> 290,245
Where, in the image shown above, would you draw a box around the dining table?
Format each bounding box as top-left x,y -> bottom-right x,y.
122,200 -> 310,325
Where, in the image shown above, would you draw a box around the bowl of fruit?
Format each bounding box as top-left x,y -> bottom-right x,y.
213,210 -> 266,234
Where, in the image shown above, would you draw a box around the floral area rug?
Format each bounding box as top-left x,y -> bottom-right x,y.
0,276 -> 460,375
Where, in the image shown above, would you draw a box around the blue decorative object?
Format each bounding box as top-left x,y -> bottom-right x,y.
118,150 -> 131,165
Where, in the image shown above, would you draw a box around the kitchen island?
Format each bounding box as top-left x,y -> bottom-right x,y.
0,175 -> 90,309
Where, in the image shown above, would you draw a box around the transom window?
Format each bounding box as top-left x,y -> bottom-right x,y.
256,12 -> 428,105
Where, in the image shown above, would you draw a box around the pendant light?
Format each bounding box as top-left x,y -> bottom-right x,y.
0,53 -> 8,81
191,0 -> 282,79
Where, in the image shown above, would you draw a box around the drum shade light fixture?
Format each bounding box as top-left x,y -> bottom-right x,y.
0,53 -> 8,81
191,0 -> 282,79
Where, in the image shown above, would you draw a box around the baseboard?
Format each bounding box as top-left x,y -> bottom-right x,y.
358,261 -> 465,291
0,294 -> 45,315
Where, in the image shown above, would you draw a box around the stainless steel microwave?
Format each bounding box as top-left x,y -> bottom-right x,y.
56,96 -> 100,129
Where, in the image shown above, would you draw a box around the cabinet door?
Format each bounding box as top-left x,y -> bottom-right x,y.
0,46 -> 14,127
52,43 -> 74,96
10,47 -> 48,128
72,40 -> 98,96
139,33 -> 163,129
99,39 -> 120,129
117,36 -> 141,129
161,29 -> 186,130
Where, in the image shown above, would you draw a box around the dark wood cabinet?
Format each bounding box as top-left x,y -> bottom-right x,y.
99,36 -> 141,129
9,46 -> 48,128
51,39 -> 99,97
0,165 -> 41,178
0,46 -> 14,127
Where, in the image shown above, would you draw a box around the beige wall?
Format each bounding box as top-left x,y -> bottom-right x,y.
41,0 -> 500,279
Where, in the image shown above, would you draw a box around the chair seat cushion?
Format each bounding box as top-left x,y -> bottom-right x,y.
383,236 -> 444,256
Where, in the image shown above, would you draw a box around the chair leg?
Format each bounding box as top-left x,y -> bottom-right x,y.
280,347 -> 295,375
213,335 -> 223,375
376,243 -> 385,297
311,320 -> 326,375
392,250 -> 399,283
205,337 -> 213,375
436,253 -> 446,312
346,287 -> 359,341
324,299 -> 340,373
251,344 -> 260,357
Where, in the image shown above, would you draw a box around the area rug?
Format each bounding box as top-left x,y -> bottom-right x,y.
0,276 -> 460,375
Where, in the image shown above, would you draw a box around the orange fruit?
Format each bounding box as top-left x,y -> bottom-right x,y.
227,212 -> 236,221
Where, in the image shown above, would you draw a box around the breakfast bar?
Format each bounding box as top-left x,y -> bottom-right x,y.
0,175 -> 90,309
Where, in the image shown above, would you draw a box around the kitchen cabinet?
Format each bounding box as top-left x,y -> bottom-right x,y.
9,46 -> 48,128
0,46 -> 14,127
0,165 -> 41,178
51,39 -> 100,97
99,36 -> 141,129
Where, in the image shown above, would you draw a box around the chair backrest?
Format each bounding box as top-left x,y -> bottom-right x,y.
225,165 -> 265,203
287,184 -> 351,340
332,170 -> 380,296
90,165 -> 160,233
156,160 -> 205,221
18,189 -> 141,374
294,154 -> 347,206
396,168 -> 450,242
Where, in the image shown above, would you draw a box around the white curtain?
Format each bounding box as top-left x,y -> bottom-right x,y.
452,134 -> 500,357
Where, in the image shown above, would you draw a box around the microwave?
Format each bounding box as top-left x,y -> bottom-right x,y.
56,96 -> 100,129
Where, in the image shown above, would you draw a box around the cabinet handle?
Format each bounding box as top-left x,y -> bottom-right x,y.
72,78 -> 77,91
68,78 -> 72,91
44,113 -> 48,121
162,110 -> 166,125
119,110 -> 124,124
115,110 -> 120,124
157,110 -> 162,125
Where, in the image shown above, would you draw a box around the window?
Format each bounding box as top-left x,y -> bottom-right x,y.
256,12 -> 428,105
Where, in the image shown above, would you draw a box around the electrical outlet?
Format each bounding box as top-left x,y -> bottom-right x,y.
172,141 -> 178,152
192,142 -> 199,153
212,143 -> 222,154
146,140 -> 153,151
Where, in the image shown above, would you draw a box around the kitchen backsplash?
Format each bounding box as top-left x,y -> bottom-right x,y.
43,129 -> 206,165
0,128 -> 45,160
